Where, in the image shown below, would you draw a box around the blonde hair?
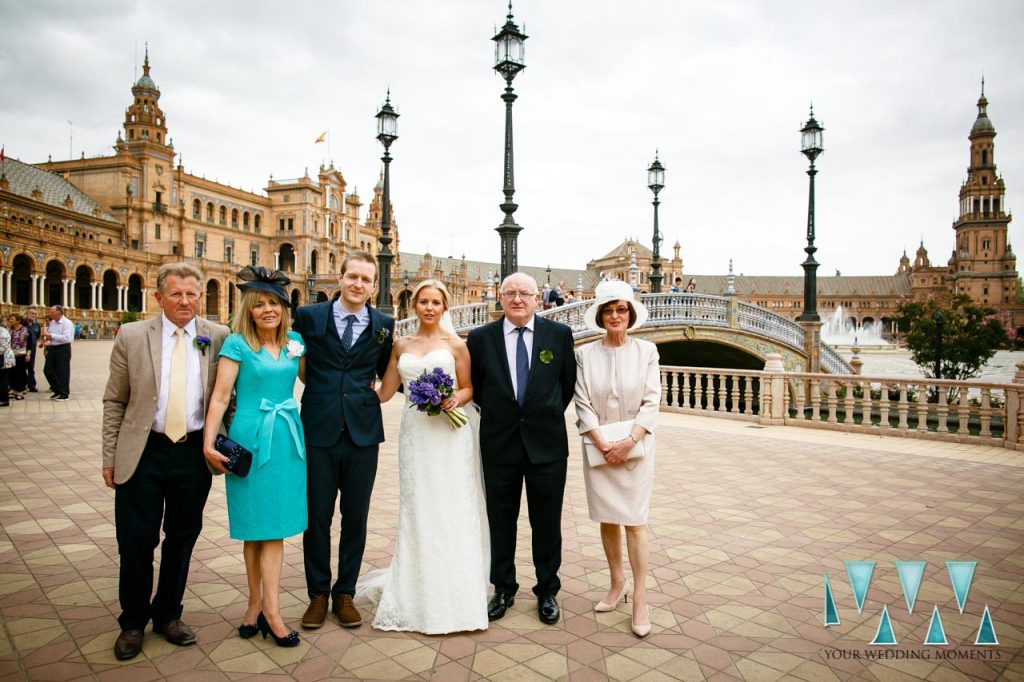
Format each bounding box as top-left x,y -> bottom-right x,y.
411,279 -> 451,310
232,289 -> 291,352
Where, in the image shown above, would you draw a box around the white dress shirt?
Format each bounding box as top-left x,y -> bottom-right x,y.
503,316 -> 535,402
47,316 -> 75,345
153,314 -> 205,435
333,300 -> 369,345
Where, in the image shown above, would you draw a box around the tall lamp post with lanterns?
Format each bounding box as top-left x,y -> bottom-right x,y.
647,153 -> 665,293
493,2 -> 528,291
797,106 -> 823,322
375,91 -> 399,314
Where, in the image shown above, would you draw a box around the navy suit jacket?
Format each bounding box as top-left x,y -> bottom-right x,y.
467,315 -> 577,464
294,300 -> 395,448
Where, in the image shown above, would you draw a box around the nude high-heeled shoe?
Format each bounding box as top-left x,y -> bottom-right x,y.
631,605 -> 651,638
594,583 -> 629,612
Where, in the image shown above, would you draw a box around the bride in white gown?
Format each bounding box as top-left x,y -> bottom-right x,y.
360,279 -> 490,634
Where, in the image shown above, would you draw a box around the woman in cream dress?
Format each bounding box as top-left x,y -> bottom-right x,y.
574,280 -> 660,637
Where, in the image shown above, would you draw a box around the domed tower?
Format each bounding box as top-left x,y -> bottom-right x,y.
896,249 -> 911,275
949,81 -> 1015,306
123,47 -> 171,151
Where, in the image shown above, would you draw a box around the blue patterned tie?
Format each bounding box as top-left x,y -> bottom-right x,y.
341,314 -> 357,351
515,327 -> 529,407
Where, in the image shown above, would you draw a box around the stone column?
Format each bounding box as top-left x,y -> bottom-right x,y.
63,279 -> 73,308
2,271 -> 9,304
140,288 -> 147,314
116,286 -> 124,312
798,320 -> 824,373
30,275 -> 39,306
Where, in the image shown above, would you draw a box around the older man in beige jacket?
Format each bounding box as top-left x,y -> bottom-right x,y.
102,263 -> 229,660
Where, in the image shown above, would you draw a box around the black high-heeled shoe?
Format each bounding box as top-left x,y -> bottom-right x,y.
238,621 -> 259,638
256,612 -> 300,647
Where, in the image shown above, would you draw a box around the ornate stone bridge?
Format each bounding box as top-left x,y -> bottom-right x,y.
395,292 -> 853,374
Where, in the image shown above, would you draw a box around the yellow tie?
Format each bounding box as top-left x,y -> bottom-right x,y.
165,328 -> 187,442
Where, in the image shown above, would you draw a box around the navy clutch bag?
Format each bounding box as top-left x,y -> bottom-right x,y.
214,434 -> 252,478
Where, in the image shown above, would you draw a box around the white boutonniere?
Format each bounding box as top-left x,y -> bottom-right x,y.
286,339 -> 305,359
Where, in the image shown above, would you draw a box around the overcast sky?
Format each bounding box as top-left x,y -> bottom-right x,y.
2,1 -> 1022,276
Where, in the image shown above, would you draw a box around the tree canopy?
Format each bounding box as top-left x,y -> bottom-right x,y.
895,294 -> 1008,381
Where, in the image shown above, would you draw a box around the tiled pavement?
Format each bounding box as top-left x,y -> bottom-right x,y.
1,340 -> 1023,681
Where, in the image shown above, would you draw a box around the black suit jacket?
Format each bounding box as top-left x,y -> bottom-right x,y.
294,300 -> 395,448
468,315 -> 577,464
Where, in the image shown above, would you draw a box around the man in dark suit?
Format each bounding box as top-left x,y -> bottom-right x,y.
467,272 -> 577,624
293,251 -> 394,629
102,263 -> 229,660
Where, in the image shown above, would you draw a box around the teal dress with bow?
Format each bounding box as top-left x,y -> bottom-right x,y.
220,331 -> 307,540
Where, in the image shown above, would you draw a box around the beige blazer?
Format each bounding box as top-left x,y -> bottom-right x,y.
102,315 -> 229,484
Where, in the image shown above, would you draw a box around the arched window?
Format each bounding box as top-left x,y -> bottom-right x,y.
243,211 -> 250,230
206,202 -> 214,222
231,208 -> 239,228
982,149 -> 989,165
192,199 -> 201,219
219,206 -> 227,225
254,215 -> 261,232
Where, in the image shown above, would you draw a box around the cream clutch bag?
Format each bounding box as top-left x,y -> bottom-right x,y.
583,420 -> 645,468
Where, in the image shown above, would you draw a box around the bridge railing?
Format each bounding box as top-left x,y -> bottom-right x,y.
659,363 -> 1024,450
394,292 -> 854,374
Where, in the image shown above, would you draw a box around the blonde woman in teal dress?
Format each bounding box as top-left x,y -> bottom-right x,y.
204,267 -> 306,647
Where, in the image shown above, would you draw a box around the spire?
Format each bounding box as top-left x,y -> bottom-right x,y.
142,42 -> 150,77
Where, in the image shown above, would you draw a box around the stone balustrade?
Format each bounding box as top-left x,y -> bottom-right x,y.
659,359 -> 1024,450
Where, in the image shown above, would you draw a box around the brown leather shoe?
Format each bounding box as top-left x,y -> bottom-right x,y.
301,594 -> 329,629
152,619 -> 197,646
114,628 -> 144,660
333,594 -> 362,628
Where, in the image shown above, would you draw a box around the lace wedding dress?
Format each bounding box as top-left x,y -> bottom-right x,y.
358,348 -> 490,634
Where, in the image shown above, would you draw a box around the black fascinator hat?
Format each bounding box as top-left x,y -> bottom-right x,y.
236,266 -> 292,305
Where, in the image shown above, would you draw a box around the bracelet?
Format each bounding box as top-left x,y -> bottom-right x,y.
629,433 -> 640,443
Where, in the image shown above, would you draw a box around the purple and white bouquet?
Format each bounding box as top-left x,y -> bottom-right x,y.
407,367 -> 468,430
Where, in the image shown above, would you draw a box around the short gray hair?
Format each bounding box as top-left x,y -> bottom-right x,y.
500,272 -> 538,294
156,263 -> 203,293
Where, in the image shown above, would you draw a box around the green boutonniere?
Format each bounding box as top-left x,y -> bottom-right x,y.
539,349 -> 553,364
377,328 -> 391,345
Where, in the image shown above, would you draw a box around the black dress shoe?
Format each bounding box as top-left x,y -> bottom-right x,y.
152,619 -> 197,645
538,594 -> 560,624
488,592 -> 515,621
114,629 -> 144,660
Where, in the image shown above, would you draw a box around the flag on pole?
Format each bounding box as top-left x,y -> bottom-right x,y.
314,132 -> 327,144
0,145 -> 5,163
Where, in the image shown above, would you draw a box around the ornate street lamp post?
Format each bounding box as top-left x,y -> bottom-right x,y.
797,106 -> 824,322
647,153 -> 665,293
375,91 -> 399,314
493,2 -> 528,289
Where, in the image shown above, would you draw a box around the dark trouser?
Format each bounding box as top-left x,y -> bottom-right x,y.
10,355 -> 27,393
0,367 -> 8,403
43,344 -> 71,396
483,449 -> 567,597
115,431 -> 211,631
303,431 -> 378,597
26,349 -> 37,390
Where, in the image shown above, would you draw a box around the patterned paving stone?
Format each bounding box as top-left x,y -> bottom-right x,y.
1,340 -> 1023,679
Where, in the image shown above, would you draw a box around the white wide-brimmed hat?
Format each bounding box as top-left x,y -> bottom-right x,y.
583,280 -> 649,333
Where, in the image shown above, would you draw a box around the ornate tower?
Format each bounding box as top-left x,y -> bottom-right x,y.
948,83 -> 1015,306
122,47 -> 171,152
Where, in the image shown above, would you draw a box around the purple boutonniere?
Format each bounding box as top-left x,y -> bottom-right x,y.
194,335 -> 212,355
377,328 -> 391,345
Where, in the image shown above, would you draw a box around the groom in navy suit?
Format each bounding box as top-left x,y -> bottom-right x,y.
294,251 -> 394,629
468,272 -> 577,624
